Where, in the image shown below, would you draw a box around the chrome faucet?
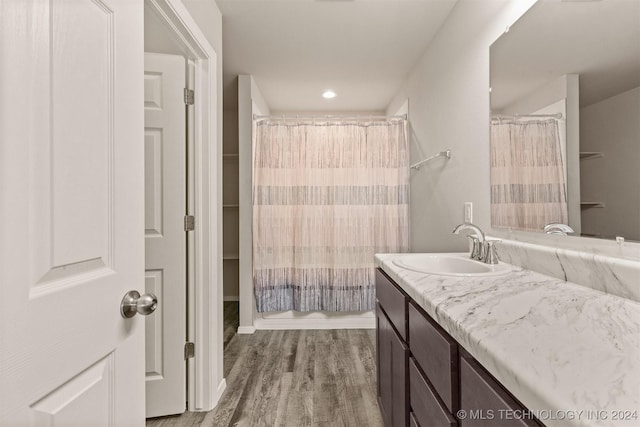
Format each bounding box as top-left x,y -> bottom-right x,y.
452,222 -> 486,261
452,222 -> 500,265
543,223 -> 574,236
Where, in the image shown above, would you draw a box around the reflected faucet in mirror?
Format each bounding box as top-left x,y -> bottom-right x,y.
543,223 -> 575,236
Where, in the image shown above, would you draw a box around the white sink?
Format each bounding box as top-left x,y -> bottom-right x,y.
392,253 -> 512,277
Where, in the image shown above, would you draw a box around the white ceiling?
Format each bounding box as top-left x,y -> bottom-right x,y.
216,0 -> 458,112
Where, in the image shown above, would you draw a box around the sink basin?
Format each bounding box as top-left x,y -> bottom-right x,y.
392,253 -> 512,277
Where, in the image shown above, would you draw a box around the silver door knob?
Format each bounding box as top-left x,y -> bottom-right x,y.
120,290 -> 158,318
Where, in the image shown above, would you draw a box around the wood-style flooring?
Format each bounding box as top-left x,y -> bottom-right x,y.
147,328 -> 382,427
223,301 -> 239,350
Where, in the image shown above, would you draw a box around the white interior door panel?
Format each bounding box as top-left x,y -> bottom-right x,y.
0,1 -> 145,425
144,52 -> 188,418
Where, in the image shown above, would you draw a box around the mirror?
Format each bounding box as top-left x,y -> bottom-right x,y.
489,0 -> 640,241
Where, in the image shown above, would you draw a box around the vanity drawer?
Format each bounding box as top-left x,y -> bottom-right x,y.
376,268 -> 407,340
409,302 -> 459,413
460,353 -> 541,427
409,358 -> 457,427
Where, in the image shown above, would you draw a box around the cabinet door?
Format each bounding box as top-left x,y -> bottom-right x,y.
376,269 -> 408,340
377,303 -> 409,427
391,326 -> 410,427
409,358 -> 457,427
409,303 -> 459,413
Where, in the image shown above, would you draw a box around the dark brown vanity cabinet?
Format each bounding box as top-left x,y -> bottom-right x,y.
376,268 -> 543,427
376,269 -> 409,427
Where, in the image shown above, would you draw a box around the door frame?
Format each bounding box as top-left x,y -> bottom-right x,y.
145,0 -> 224,412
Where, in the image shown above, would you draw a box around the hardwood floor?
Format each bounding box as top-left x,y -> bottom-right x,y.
223,301 -> 239,350
147,329 -> 383,427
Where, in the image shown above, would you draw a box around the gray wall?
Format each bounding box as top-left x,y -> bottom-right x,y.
386,0 -> 537,252
580,86 -> 640,241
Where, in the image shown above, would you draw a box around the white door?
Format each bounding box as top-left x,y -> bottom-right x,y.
144,53 -> 188,418
0,1 -> 146,426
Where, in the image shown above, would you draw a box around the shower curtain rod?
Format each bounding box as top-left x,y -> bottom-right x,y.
253,113 -> 407,121
491,113 -> 563,120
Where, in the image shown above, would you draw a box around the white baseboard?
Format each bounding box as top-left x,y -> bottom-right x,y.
190,378 -> 226,412
209,379 -> 226,411
254,311 -> 376,330
223,296 -> 239,302
237,325 -> 256,334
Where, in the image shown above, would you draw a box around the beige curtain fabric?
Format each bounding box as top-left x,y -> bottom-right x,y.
253,119 -> 409,312
490,119 -> 568,232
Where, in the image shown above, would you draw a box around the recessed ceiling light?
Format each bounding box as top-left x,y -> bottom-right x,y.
322,90 -> 336,99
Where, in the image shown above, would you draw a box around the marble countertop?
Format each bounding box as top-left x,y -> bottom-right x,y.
375,253 -> 640,427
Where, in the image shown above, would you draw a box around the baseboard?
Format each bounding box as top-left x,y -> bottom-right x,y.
212,379 -> 227,408
237,325 -> 256,334
223,296 -> 240,302
254,312 -> 376,330
195,378 -> 226,412
189,378 -> 226,412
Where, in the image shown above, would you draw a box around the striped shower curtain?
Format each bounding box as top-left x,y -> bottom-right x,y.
490,119 -> 568,232
252,118 -> 409,312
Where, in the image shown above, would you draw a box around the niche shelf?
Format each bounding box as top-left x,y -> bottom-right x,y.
579,152 -> 603,160
222,109 -> 240,303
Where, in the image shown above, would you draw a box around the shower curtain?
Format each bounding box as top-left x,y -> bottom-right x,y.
252,118 -> 409,312
490,118 -> 568,232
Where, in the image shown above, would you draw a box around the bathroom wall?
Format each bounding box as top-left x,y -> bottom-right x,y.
500,75 -> 575,116
144,6 -> 185,55
386,0 -> 537,252
183,0 -> 223,58
580,86 -> 640,241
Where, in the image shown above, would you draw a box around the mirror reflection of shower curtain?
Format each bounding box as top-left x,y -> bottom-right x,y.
252,119 -> 409,312
490,119 -> 568,232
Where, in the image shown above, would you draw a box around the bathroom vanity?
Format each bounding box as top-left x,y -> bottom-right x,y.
375,253 -> 640,427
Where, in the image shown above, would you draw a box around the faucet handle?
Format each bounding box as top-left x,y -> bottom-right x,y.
467,235 -> 483,260
467,236 -> 477,259
482,240 -> 501,265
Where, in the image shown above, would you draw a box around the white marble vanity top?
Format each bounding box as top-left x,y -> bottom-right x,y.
375,253 -> 640,427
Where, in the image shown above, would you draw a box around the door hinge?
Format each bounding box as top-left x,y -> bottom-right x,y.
184,215 -> 195,231
184,88 -> 194,105
184,342 -> 195,360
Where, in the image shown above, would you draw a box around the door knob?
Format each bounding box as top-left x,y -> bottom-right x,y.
120,290 -> 158,318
